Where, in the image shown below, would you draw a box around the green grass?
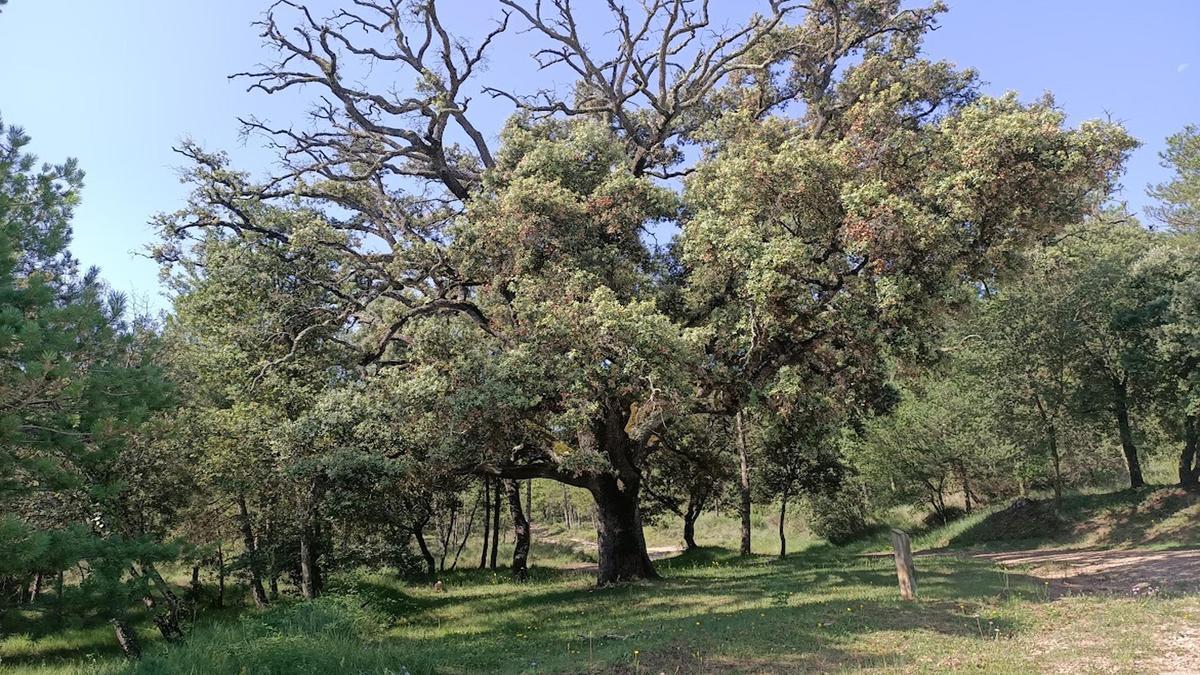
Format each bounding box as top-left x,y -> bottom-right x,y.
5,487 -> 1199,673
842,485 -> 1200,556
5,547 -> 1197,674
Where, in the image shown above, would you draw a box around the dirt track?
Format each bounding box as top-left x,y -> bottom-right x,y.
970,547 -> 1200,597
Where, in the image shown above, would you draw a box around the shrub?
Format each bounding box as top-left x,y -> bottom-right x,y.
806,481 -> 871,545
132,593 -> 405,674
922,505 -> 968,528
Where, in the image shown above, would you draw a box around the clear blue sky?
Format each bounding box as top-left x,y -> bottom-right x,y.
1,1 -> 1197,311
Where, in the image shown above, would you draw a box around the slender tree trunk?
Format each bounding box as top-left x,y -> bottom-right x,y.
591,474 -> 658,585
111,618 -> 142,659
143,565 -> 184,634
30,573 -> 42,601
189,563 -> 201,605
215,545 -> 226,609
1180,415 -> 1198,486
236,494 -> 269,609
682,498 -> 701,551
957,462 -> 974,513
479,479 -> 491,569
736,411 -> 752,557
525,480 -> 533,526
778,487 -> 790,558
54,570 -> 64,623
132,567 -> 183,642
503,479 -> 531,581
562,484 -> 573,529
299,523 -> 320,600
489,480 -> 501,569
1113,378 -> 1145,489
1049,427 -> 1063,510
413,519 -> 436,575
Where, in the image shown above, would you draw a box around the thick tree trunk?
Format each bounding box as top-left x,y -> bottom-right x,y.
736,411 -> 752,557
489,480 -> 501,569
236,494 -> 269,609
111,618 -> 142,659
1113,378 -> 1145,488
503,479 -> 531,581
1180,416 -> 1198,486
479,479 -> 491,569
591,474 -> 657,585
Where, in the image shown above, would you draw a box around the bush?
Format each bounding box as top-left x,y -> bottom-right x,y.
922,505 -> 968,528
806,481 -> 871,545
132,593 -> 405,674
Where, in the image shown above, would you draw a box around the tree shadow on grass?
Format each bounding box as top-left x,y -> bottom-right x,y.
345,546 -> 1045,673
947,487 -> 1200,551
3,547 -> 1049,673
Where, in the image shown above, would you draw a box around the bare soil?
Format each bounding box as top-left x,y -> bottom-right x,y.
971,547 -> 1200,597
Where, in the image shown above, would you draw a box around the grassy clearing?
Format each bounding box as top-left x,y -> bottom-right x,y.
4,486 -> 1199,674
5,547 -> 1197,674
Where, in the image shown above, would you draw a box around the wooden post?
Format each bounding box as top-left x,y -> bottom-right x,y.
891,528 -> 917,601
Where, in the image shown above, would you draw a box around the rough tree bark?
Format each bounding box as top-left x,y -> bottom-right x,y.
503,479 -> 531,581
591,474 -> 657,584
111,618 -> 142,659
1112,378 -> 1145,489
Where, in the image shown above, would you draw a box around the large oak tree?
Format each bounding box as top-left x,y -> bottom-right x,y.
159,0 -> 1133,583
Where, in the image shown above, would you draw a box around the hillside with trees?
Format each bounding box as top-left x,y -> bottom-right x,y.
1,1 -> 1198,672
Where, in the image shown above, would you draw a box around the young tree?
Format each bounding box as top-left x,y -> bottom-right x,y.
641,415 -> 732,551
1144,126 -> 1200,483
755,410 -> 844,557
0,115 -> 174,656
1149,126 -> 1200,234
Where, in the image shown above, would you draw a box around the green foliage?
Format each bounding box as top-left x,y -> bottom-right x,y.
805,477 -> 871,545
0,115 -> 174,619
1149,125 -> 1200,233
130,594 -> 396,675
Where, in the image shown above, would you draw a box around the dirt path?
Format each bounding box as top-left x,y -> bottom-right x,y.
970,547 -> 1200,597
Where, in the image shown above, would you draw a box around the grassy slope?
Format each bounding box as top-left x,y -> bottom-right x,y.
889,486 -> 1200,554
4,487 -> 1199,674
